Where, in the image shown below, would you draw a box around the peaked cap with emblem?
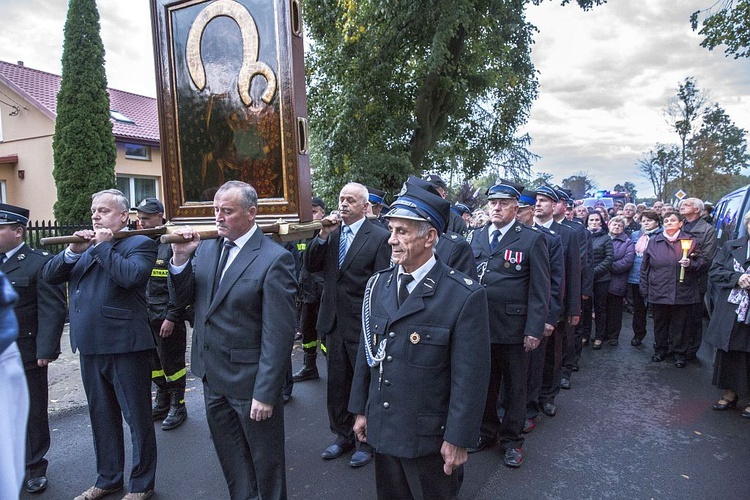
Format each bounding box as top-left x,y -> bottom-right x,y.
386,176 -> 450,233
451,203 -> 471,216
422,174 -> 447,191
366,186 -> 387,206
0,203 -> 29,225
536,185 -> 559,203
486,180 -> 524,200
518,189 -> 537,208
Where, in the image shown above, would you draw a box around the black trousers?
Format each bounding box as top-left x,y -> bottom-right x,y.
80,350 -> 156,493
375,453 -> 462,500
480,343 -> 528,449
540,322 -> 564,404
592,281 -> 610,341
652,303 -> 694,360
325,330 -> 373,453
629,283 -> 648,341
25,364 -> 49,478
561,322 -> 576,379
525,335 -> 546,419
299,301 -> 321,354
150,318 -> 187,394
686,293 -> 706,356
203,379 -> 287,500
605,293 -> 625,342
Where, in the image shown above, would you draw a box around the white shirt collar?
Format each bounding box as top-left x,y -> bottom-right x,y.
344,216 -> 367,236
399,255 -> 437,293
227,223 -> 258,250
3,241 -> 25,260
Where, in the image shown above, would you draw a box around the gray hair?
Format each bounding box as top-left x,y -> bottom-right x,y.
681,197 -> 704,212
342,182 -> 369,205
216,181 -> 258,210
92,189 -> 129,212
609,216 -> 627,227
624,203 -> 636,211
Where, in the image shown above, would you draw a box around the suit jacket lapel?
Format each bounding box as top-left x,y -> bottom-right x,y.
207,230 -> 262,317
379,268 -> 399,320
730,240 -> 749,269
340,219 -> 370,275
478,225 -> 492,256
496,222 -> 521,253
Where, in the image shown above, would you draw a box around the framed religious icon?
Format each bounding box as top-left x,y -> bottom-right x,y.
150,0 -> 311,224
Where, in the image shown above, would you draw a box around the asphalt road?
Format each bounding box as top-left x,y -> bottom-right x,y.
21,316 -> 750,499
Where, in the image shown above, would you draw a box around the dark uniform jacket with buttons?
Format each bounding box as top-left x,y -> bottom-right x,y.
550,220 -> 582,319
534,225 -> 563,325
305,218 -> 391,342
435,231 -> 478,279
170,229 -> 297,403
469,221 -> 550,344
349,259 -> 490,458
43,236 -> 157,355
4,244 -> 66,369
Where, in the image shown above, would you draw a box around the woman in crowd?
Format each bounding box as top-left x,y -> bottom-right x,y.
627,210 -> 662,346
605,216 -> 635,346
584,211 -> 614,350
705,212 -> 750,417
640,211 -> 707,367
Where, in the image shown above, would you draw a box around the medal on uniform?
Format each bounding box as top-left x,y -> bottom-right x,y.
504,250 -> 513,268
504,262 -> 510,268
514,251 -> 523,270
410,332 -> 420,344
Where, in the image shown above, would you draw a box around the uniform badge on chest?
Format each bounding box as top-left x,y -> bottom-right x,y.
410,332 -> 420,344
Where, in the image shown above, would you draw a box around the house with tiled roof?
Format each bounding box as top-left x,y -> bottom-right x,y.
0,59 -> 162,221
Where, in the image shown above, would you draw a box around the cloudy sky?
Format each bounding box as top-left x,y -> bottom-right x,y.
0,0 -> 747,199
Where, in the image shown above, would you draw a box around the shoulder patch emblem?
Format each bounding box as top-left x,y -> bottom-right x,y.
450,234 -> 458,240
464,278 -> 473,285
515,225 -> 523,232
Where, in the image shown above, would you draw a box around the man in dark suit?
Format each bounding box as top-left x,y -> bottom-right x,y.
43,189 -> 157,500
534,186 -> 582,415
468,181 -> 549,468
305,182 -> 391,468
169,181 -> 297,499
350,180 -> 490,499
0,204 -> 66,494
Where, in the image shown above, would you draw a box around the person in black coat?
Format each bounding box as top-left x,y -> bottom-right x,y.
0,204 -> 66,494
305,182 -> 391,468
468,181 -> 549,468
705,211 -> 750,416
584,211 -> 613,350
350,181 -> 490,499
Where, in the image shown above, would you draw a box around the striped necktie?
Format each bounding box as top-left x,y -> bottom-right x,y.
338,226 -> 350,268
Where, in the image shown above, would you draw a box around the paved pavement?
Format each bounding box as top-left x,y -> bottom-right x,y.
26,316 -> 750,499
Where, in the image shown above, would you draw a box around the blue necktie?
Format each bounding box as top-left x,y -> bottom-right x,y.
338,226 -> 350,268
490,229 -> 501,252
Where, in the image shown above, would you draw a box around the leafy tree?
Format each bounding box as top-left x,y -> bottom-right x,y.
52,0 -> 116,222
686,103 -> 749,200
562,172 -> 597,199
691,1 -> 750,59
664,77 -> 708,183
638,144 -> 680,202
613,182 -> 638,203
305,0 -> 604,201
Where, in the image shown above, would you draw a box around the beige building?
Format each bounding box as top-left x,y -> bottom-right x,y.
0,60 -> 162,221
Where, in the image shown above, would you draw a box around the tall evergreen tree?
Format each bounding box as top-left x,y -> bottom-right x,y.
52,0 -> 116,222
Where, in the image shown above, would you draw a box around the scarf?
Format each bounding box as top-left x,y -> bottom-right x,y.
728,258 -> 750,323
663,229 -> 681,243
634,227 -> 660,255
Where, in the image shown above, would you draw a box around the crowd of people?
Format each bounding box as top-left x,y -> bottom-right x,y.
2,176 -> 750,500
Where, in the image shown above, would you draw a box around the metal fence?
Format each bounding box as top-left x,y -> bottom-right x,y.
25,220 -> 90,255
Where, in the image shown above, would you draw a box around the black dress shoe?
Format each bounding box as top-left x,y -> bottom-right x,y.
651,354 -> 664,362
540,402 -> 557,417
467,435 -> 498,453
25,476 -> 48,494
742,406 -> 750,419
712,395 -> 738,411
503,448 -> 523,468
321,442 -> 354,459
560,378 -> 571,390
631,338 -> 642,347
572,362 -> 580,372
349,450 -> 373,467
608,339 -> 619,346
674,360 -> 686,368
